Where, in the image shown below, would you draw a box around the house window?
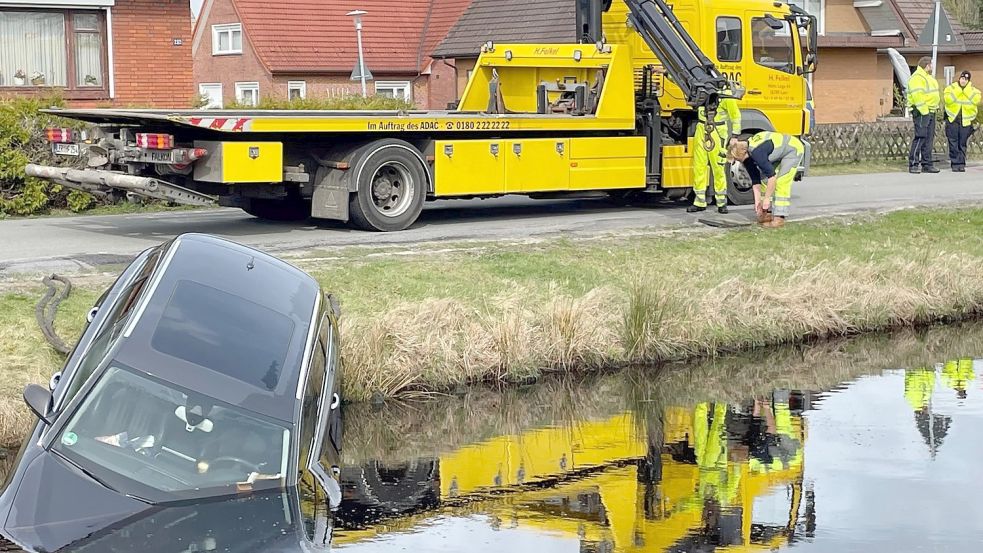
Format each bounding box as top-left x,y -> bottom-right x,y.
198,83 -> 223,109
716,17 -> 742,62
0,9 -> 108,95
288,80 -> 306,100
375,81 -> 411,101
235,81 -> 259,106
944,65 -> 956,86
752,17 -> 795,74
788,0 -> 824,35
212,23 -> 242,55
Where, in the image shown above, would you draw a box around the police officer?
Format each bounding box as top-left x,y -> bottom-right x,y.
943,70 -> 981,172
688,89 -> 742,214
907,57 -> 941,174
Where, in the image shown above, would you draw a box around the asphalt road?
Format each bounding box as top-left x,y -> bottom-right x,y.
1,167 -> 981,274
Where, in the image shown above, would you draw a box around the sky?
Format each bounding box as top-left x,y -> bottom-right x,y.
192,0 -> 204,18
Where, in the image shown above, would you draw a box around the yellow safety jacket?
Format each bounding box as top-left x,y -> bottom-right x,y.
904,368 -> 936,411
907,67 -> 940,116
943,82 -> 981,126
941,359 -> 975,393
698,93 -> 742,138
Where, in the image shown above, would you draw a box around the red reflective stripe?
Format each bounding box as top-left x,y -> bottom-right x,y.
210,118 -> 227,129
189,117 -> 203,126
231,118 -> 248,131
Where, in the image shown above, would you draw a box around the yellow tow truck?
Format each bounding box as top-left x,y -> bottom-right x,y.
30,0 -> 817,231
333,400 -> 810,551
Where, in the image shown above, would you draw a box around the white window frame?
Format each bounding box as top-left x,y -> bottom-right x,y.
234,81 -> 259,106
374,80 -> 412,101
287,80 -> 307,100
789,0 -> 825,36
211,23 -> 242,55
943,65 -> 956,86
198,83 -> 223,109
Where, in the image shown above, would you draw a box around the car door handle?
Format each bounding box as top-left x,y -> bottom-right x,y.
747,89 -> 763,95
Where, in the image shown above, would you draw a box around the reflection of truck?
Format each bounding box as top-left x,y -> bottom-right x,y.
30,0 -> 816,231
333,403 -> 811,551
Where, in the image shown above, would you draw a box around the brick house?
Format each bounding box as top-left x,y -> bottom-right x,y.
192,0 -> 472,109
431,0 -> 983,124
0,0 -> 193,108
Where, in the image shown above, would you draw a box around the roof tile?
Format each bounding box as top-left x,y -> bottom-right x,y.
235,0 -> 471,74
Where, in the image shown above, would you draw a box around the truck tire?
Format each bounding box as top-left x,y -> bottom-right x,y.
348,140 -> 427,232
724,161 -> 755,205
242,197 -> 311,221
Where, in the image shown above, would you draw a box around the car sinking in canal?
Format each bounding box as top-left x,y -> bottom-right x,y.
0,233 -> 343,552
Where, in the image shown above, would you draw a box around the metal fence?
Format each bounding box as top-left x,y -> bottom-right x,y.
809,119 -> 983,165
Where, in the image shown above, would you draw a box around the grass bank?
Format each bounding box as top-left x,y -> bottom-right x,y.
1,207 -> 982,446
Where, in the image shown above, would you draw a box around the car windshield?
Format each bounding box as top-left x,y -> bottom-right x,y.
52,365 -> 291,501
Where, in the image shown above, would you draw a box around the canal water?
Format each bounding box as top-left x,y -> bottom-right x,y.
1,322 -> 981,552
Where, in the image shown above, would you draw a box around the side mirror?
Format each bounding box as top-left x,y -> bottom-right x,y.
86,306 -> 98,323
24,384 -> 53,425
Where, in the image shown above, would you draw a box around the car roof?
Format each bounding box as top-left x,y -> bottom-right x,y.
112,233 -> 321,423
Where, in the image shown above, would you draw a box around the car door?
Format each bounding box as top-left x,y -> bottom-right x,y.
743,11 -> 805,135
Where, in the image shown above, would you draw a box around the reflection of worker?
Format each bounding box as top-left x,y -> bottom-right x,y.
906,57 -> 941,174
688,89 -> 741,214
692,403 -> 740,506
904,367 -> 951,458
904,367 -> 937,411
747,393 -> 802,474
941,359 -> 975,399
728,132 -> 804,228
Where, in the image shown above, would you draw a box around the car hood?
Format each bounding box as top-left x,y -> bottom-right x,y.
0,452 -> 148,552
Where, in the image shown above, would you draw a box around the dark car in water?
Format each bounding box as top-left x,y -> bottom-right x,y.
0,234 -> 343,552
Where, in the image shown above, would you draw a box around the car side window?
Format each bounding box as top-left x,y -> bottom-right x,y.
716,17 -> 742,62
60,250 -> 160,407
299,317 -> 327,471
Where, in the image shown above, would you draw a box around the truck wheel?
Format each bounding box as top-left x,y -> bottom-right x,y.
349,141 -> 427,232
725,161 -> 755,205
242,197 -> 311,221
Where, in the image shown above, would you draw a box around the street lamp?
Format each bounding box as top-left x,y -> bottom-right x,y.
346,9 -> 368,97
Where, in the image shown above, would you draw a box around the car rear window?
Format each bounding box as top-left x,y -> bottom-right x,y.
151,279 -> 295,390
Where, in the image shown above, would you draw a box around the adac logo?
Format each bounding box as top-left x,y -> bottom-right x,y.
248,146 -> 260,159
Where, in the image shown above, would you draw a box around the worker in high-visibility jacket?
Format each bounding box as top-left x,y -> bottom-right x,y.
688,89 -> 742,214
943,70 -> 981,173
727,131 -> 804,228
941,358 -> 975,399
906,57 -> 941,174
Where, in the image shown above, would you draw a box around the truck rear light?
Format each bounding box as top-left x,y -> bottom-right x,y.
136,133 -> 175,149
45,128 -> 74,143
190,147 -> 208,160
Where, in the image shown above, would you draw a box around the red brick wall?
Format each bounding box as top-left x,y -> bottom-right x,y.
112,0 -> 193,107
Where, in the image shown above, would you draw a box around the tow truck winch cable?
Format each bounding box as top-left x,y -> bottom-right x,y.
36,274 -> 73,354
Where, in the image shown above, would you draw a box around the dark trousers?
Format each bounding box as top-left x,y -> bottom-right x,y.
909,112 -> 936,169
945,117 -> 975,170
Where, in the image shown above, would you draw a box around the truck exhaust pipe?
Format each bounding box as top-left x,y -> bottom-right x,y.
25,164 -> 216,207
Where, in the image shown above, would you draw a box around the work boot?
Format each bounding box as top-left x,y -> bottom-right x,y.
717,205 -> 728,214
687,205 -> 706,213
757,211 -> 773,224
762,216 -> 785,228
909,167 -> 920,174
922,166 -> 940,174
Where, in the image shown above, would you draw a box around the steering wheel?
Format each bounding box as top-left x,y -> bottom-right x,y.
208,456 -> 262,473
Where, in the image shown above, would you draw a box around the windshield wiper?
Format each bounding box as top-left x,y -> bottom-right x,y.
50,448 -> 152,503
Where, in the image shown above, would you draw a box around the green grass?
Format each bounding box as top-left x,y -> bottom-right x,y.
1,207 -> 983,447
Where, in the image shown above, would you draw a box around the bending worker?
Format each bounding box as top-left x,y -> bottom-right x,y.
688,88 -> 742,214
907,57 -> 941,174
943,70 -> 981,173
727,132 -> 804,228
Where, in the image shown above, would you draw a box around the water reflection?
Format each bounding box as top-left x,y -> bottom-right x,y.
332,322 -> 983,552
1,322 -> 981,552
